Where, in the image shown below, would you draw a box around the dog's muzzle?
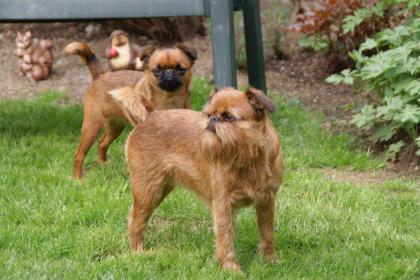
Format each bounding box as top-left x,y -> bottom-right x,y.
206,115 -> 219,133
159,69 -> 182,92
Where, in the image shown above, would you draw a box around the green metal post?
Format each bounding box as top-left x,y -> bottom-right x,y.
242,0 -> 267,93
209,0 -> 237,89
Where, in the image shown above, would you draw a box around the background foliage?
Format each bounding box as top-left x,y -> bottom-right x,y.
326,1 -> 419,160
286,0 -> 415,72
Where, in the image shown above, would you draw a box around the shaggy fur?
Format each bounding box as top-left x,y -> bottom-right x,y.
120,88 -> 284,272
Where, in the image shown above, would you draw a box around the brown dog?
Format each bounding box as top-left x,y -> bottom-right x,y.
110,43 -> 195,121
65,42 -> 196,179
117,87 -> 284,272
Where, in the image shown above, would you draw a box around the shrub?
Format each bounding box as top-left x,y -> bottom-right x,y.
327,13 -> 420,160
286,0 -> 410,72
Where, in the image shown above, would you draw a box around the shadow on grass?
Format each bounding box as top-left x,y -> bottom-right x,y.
0,92 -> 83,138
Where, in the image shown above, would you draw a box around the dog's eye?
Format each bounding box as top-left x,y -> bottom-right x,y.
222,112 -> 236,122
176,64 -> 186,75
153,66 -> 161,76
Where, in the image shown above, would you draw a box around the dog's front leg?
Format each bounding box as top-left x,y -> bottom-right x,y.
256,197 -> 276,260
212,194 -> 241,272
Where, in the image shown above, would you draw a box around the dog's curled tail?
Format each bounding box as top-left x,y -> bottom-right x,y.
64,42 -> 105,79
108,86 -> 155,126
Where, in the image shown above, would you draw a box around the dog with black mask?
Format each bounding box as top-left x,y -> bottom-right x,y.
128,43 -> 196,112
67,42 -> 197,179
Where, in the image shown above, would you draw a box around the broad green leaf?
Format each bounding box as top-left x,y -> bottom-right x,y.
405,80 -> 420,96
360,52 -> 397,79
369,124 -> 399,142
398,54 -> 419,73
341,69 -> 355,85
377,25 -> 410,47
392,76 -> 413,94
298,35 -> 329,52
385,96 -> 405,111
348,50 -> 364,65
352,105 -> 375,128
371,1 -> 385,17
376,105 -> 393,120
394,104 -> 420,123
384,141 -> 405,161
343,9 -> 370,33
343,76 -> 354,85
326,74 -> 344,85
359,38 -> 378,52
298,36 -> 312,48
407,0 -> 420,9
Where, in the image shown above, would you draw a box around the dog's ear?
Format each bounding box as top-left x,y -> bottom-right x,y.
245,87 -> 276,119
176,43 -> 197,63
140,46 -> 156,68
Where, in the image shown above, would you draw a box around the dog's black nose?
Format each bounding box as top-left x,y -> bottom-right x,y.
159,69 -> 181,91
210,116 -> 218,124
206,115 -> 219,133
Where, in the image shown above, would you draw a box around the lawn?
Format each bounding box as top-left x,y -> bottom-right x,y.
0,78 -> 418,279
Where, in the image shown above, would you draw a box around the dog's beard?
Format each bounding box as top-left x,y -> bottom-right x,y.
200,121 -> 265,167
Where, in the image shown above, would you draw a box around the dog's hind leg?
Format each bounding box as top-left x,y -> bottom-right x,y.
128,174 -> 174,251
98,120 -> 125,163
73,110 -> 105,179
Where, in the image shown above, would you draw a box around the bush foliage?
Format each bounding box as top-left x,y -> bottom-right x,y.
286,0 -> 413,72
327,7 -> 419,159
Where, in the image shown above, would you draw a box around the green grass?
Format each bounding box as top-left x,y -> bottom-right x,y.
0,80 -> 418,279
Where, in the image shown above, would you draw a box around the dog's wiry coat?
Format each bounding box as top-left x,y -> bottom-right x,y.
122,88 -> 284,272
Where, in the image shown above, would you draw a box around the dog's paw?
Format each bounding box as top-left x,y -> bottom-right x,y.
97,155 -> 108,164
222,260 -> 242,273
262,251 -> 277,262
73,171 -> 83,180
259,243 -> 276,261
131,243 -> 145,253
